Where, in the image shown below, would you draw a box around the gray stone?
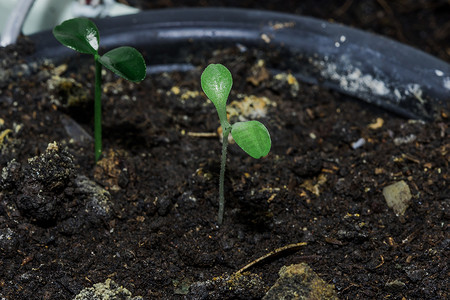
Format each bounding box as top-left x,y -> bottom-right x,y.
74,278 -> 142,300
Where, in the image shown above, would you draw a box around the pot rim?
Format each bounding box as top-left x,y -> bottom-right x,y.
28,7 -> 449,120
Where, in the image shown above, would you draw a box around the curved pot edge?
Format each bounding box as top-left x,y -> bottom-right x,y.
27,7 -> 450,120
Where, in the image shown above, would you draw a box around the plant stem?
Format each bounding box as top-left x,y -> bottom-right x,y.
94,59 -> 102,162
218,125 -> 231,225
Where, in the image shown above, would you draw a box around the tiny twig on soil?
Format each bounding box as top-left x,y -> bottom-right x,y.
235,242 -> 308,275
186,132 -> 218,137
375,255 -> 385,269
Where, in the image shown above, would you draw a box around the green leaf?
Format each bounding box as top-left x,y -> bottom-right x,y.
98,47 -> 147,82
53,18 -> 99,55
231,121 -> 271,159
201,64 -> 232,124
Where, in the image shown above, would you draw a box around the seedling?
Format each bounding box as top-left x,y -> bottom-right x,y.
53,17 -> 146,162
201,64 -> 271,224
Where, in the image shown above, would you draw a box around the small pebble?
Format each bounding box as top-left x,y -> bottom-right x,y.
382,180 -> 412,216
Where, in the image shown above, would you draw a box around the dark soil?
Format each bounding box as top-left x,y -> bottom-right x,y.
0,1 -> 449,300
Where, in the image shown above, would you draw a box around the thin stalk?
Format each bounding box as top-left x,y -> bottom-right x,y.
94,59 -> 102,162
218,125 -> 231,225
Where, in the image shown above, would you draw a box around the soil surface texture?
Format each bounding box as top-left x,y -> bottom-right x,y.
0,1 -> 449,300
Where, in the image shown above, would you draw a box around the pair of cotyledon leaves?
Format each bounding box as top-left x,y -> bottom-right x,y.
201,64 -> 271,159
53,18 -> 146,82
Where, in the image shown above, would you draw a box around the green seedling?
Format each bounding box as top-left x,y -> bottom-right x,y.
201,64 -> 271,225
53,17 -> 146,162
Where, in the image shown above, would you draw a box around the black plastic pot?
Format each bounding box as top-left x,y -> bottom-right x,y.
28,8 -> 449,120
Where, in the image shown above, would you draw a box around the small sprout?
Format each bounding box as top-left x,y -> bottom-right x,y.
53,17 -> 146,162
201,63 -> 271,224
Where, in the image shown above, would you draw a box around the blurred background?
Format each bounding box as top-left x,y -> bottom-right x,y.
1,0 -> 449,61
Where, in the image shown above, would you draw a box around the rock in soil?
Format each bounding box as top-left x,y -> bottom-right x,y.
73,278 -> 143,300
263,263 -> 338,300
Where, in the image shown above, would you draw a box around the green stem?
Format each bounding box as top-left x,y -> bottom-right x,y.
94,59 -> 102,162
218,125 -> 231,225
